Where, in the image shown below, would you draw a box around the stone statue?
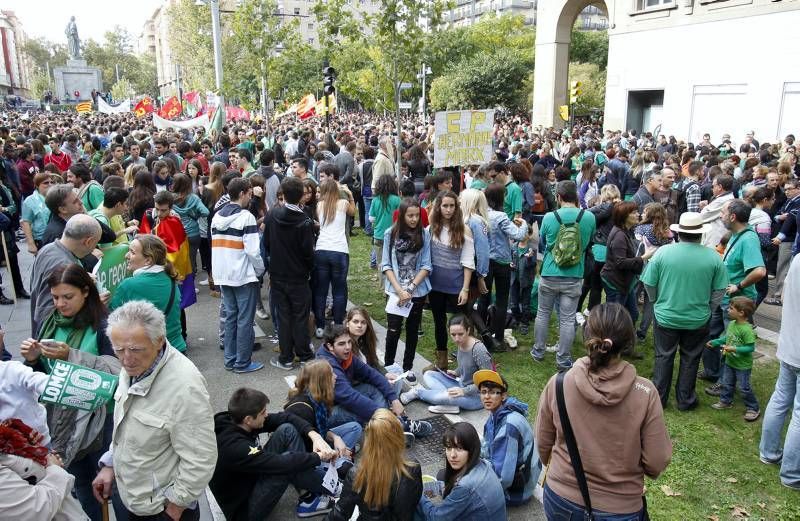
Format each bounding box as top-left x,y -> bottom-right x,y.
65,16 -> 81,59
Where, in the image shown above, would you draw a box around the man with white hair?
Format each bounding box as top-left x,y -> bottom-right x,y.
93,300 -> 217,521
29,214 -> 101,336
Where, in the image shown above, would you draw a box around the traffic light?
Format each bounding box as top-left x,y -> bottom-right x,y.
569,81 -> 583,105
323,66 -> 337,96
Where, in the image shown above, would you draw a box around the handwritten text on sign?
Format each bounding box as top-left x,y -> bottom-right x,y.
434,109 -> 494,169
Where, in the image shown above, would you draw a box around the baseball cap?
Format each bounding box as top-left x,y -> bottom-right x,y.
473,370 -> 507,391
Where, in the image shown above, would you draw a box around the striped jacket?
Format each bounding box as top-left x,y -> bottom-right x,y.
211,203 -> 264,287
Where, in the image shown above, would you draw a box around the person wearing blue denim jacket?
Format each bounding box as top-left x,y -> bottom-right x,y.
381,199 -> 432,379
475,370 -> 539,506
477,184 -> 528,350
416,422 -> 506,520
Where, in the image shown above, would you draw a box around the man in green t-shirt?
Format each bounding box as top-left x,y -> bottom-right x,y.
487,161 -> 522,220
530,181 -> 595,372
702,199 -> 766,392
641,212 -> 728,411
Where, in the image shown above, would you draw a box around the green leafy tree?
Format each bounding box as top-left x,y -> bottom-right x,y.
269,44 -> 324,102
29,72 -> 51,100
226,0 -> 301,112
568,61 -> 606,114
570,29 -> 609,70
312,0 -> 362,52
110,78 -> 134,102
429,49 -> 530,111
167,0 -> 216,93
81,28 -> 157,95
22,38 -> 68,73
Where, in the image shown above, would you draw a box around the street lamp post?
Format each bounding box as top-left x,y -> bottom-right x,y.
418,63 -> 432,124
209,0 -> 223,91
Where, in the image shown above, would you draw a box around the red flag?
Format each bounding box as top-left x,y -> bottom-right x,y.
133,96 -> 154,117
159,96 -> 182,120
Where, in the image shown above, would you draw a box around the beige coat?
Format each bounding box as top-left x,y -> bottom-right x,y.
370,143 -> 397,192
109,344 -> 217,515
0,454 -> 88,520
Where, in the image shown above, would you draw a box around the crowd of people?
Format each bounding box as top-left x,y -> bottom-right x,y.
0,107 -> 797,521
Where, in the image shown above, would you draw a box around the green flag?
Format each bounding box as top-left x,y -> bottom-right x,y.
40,360 -> 118,411
206,95 -> 225,135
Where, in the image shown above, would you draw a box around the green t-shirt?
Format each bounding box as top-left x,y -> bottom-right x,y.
80,183 -> 105,212
722,227 -> 764,302
470,179 -> 488,191
369,194 -> 401,241
110,271 -> 187,352
504,180 -> 523,220
710,320 -> 756,370
640,242 -> 729,329
88,209 -> 113,249
540,207 -> 596,279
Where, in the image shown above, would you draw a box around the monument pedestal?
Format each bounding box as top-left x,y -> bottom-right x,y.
53,59 -> 102,103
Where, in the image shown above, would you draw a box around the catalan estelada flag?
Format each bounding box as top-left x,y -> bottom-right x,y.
296,94 -> 316,120
139,210 -> 197,309
75,101 -> 92,113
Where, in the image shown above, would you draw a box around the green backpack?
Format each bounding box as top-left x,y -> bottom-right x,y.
550,209 -> 585,267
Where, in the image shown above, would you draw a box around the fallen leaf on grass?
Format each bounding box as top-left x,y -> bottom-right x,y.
660,485 -> 682,497
757,502 -> 766,509
362,302 -> 373,306
707,516 -> 720,521
731,506 -> 750,518
726,477 -> 739,483
711,505 -> 721,510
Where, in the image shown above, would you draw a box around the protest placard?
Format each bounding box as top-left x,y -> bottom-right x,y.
40,360 -> 118,411
434,109 -> 495,169
92,244 -> 129,296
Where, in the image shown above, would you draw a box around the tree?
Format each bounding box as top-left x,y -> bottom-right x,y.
429,49 -> 531,111
110,79 -> 134,102
371,0 -> 447,177
570,29 -> 609,70
29,72 -> 51,100
226,0 -> 301,112
167,0 -> 216,93
21,37 -> 68,73
568,61 -> 606,115
82,28 -> 157,94
312,0 -> 362,52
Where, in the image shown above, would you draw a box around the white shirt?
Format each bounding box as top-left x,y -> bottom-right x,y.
0,361 -> 50,446
778,255 -> 800,368
316,199 -> 349,254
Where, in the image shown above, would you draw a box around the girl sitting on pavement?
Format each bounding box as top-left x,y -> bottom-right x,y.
399,315 -> 493,415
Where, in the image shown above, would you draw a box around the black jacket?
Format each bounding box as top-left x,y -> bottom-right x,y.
601,226 -> 644,294
209,411 -> 321,521
262,205 -> 315,283
588,201 -> 614,246
284,393 -> 322,451
327,462 -> 422,521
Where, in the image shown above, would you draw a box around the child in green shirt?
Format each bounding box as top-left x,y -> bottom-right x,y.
707,296 -> 760,421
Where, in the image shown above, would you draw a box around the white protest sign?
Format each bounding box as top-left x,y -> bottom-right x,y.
433,109 -> 495,169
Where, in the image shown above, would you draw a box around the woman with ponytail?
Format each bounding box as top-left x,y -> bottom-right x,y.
535,303 -> 672,520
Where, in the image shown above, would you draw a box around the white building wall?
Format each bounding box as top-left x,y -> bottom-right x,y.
604,9 -> 800,143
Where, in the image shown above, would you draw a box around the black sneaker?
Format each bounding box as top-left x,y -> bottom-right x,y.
705,383 -> 723,397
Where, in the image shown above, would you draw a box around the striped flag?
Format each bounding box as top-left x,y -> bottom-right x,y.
296,94 -> 316,120
206,95 -> 225,135
75,101 -> 93,113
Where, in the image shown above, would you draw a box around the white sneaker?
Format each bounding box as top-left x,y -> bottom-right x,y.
583,309 -> 591,317
429,405 -> 459,414
575,313 -> 586,326
256,308 -> 269,320
315,328 -> 324,339
546,343 -> 559,353
199,278 -> 210,286
400,388 -> 419,405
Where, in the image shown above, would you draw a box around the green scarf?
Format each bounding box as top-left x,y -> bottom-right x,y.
37,311 -> 91,373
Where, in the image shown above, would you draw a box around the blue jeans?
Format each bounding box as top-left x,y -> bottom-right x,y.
532,276 -> 582,370
329,422 -> 363,449
703,303 -> 730,382
604,282 -> 639,324
313,250 -> 349,329
417,370 -> 483,410
543,484 -> 644,520
719,364 -> 759,411
221,282 -> 259,369
760,361 -> 800,488
363,196 -> 373,236
329,382 -> 389,427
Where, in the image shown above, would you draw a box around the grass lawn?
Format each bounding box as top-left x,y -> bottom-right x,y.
344,231 -> 798,520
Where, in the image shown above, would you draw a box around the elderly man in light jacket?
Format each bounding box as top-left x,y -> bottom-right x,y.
700,173 -> 735,248
93,301 -> 217,520
370,135 -> 396,192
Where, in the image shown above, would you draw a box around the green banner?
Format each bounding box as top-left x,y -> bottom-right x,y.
39,360 -> 118,411
92,244 -> 129,296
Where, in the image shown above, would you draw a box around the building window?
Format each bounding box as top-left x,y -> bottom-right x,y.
308,37 -> 314,44
294,7 -> 301,15
308,22 -> 314,29
637,0 -> 673,9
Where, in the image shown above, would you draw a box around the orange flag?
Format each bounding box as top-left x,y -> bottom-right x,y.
133,96 -> 154,117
